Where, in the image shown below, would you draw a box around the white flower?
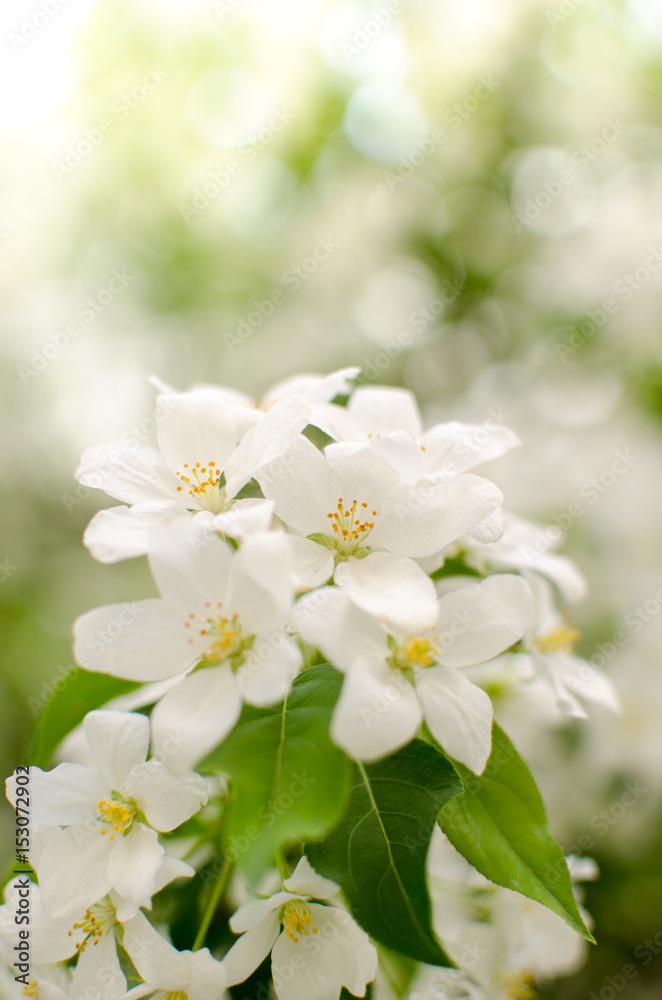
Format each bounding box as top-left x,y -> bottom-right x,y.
6,711 -> 206,919
293,576 -> 533,772
74,522 -> 302,770
315,385 -> 519,486
224,856 -> 377,1000
515,575 -> 620,719
461,512 -> 587,603
256,435 -> 504,633
120,910 -> 227,1000
77,389 -> 310,563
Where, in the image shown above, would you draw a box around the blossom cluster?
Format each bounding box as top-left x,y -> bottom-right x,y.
3,370 -> 618,1000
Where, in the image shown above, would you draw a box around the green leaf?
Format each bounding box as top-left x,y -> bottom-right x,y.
29,669 -> 140,768
201,664 -> 352,884
438,722 -> 595,942
307,740 -> 462,966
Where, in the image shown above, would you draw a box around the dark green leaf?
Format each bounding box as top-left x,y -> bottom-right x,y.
307,740 -> 462,966
29,669 -> 140,768
438,722 -> 595,942
202,664 -> 351,884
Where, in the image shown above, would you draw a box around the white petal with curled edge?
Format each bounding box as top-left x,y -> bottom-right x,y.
555,653 -> 620,714
153,855 -> 195,895
39,825 -> 113,919
465,507 -> 505,544
236,637 -> 301,708
156,391 -> 238,476
292,587 -> 387,674
107,825 -> 164,911
435,575 -> 534,669
76,440 -> 181,505
417,664 -> 493,774
74,599 -> 195,682
335,552 -> 438,634
224,910 -> 281,986
330,658 -> 422,762
224,394 -> 311,499
83,710 -> 150,791
284,856 -> 339,900
83,501 -> 186,564
147,518 -> 234,616
150,665 -> 243,773
124,760 -> 208,832
7,764 -> 109,826
264,367 -> 360,408
122,910 -> 189,990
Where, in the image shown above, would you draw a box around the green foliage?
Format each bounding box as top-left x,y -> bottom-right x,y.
202,664 -> 352,884
307,740 -> 462,966
438,722 -> 595,942
29,669 -> 140,768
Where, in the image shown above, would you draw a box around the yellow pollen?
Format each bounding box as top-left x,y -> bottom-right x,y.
324,497 -> 379,555
505,973 -> 535,999
535,624 -> 581,655
23,980 -> 40,996
97,798 -> 135,835
393,636 -> 438,671
185,610 -> 248,665
282,900 -> 318,943
174,459 -> 227,512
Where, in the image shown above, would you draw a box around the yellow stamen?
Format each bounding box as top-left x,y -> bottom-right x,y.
97,798 -> 136,835
535,624 -> 581,655
282,900 -> 318,943
323,497 -> 380,555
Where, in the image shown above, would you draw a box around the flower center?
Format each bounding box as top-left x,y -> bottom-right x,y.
505,973 -> 535,999
185,603 -> 253,668
324,497 -> 379,556
68,899 -> 116,952
281,900 -> 319,943
97,795 -> 137,838
174,461 -> 230,513
535,624 -> 581,655
22,983 -> 40,998
389,634 -> 439,677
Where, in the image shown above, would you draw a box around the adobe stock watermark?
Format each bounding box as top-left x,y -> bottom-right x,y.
223,235 -> 340,353
52,67 -> 167,179
7,0 -> 74,52
557,245 -> 662,361
17,269 -> 135,385
512,117 -> 627,232
384,76 -> 500,191
547,0 -> 586,28
179,108 -> 295,223
0,557 -> 18,583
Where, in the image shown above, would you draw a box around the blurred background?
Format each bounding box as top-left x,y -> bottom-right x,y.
1,0 -> 662,995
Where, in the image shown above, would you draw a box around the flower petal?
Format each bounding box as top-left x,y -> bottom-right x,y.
83,710 -> 150,790
349,386 -> 422,439
39,825 -> 113,919
212,498 -> 275,540
335,553 -> 438,634
72,924 -> 125,1000
74,599 -> 195,681
292,587 -> 387,673
150,666 -> 243,772
230,891 -> 294,932
236,636 -> 302,707
76,440 -> 180,505
373,474 -> 503,557
147,518 -> 233,616
122,910 -> 188,991
107,825 -> 164,911
228,531 -> 295,633
256,436 -> 339,534
224,910 -> 281,986
83,501 -> 187,564
6,764 -> 108,826
284,856 -> 339,900
288,536 -> 335,591
224,395 -> 311,499
330,659 -> 422,762
420,421 -> 519,478
417,664 -> 493,773
123,761 -> 208,831
156,391 -> 238,476
435,575 -> 534,668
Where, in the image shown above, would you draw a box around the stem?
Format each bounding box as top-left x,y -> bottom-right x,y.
275,850 -> 290,880
192,856 -> 234,951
